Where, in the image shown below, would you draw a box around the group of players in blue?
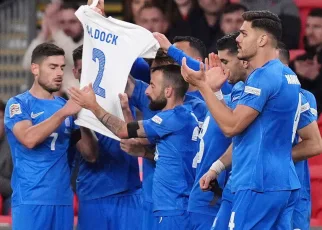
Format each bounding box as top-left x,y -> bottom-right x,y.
4,4 -> 322,230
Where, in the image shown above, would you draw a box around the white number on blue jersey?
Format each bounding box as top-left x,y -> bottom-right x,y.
229,212 -> 236,230
292,93 -> 301,143
192,116 -> 210,168
50,133 -> 58,151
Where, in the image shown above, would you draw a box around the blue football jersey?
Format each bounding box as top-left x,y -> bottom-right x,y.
294,89 -> 317,199
129,80 -> 207,203
232,59 -> 301,192
4,91 -> 77,206
186,90 -> 203,101
142,105 -> 199,216
76,133 -> 141,201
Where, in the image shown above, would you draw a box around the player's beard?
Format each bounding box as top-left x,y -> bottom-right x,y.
148,95 -> 167,111
38,78 -> 61,93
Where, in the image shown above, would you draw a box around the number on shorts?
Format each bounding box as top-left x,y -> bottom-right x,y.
92,48 -> 106,98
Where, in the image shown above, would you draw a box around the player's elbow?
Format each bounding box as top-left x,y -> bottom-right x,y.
22,138 -> 37,149
222,127 -> 240,138
312,139 -> 322,157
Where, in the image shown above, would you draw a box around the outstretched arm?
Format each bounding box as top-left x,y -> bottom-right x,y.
68,84 -> 147,139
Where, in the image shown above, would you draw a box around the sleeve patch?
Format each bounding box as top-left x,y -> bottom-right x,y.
152,115 -> 163,124
244,86 -> 261,96
300,102 -> 310,113
9,103 -> 22,118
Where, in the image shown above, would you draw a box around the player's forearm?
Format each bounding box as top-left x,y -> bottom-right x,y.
23,109 -> 69,149
125,75 -> 136,98
77,127 -> 99,163
199,84 -> 238,137
168,45 -> 200,71
219,144 -> 233,167
292,139 -> 322,162
91,103 -> 128,138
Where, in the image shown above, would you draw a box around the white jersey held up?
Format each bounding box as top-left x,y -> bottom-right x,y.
74,1 -> 159,140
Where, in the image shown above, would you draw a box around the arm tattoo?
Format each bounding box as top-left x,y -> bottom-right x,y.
99,112 -> 125,136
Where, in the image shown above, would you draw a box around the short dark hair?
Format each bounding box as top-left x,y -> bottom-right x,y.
173,36 -> 207,59
223,3 -> 248,15
73,45 -> 83,66
216,32 -> 240,54
0,100 -> 5,112
308,8 -> 322,18
31,43 -> 65,64
242,10 -> 282,42
277,41 -> 290,64
151,64 -> 188,98
153,48 -> 176,66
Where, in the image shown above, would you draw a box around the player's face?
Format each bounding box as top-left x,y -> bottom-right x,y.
305,16 -> 322,47
220,10 -> 244,35
218,49 -> 247,84
198,0 -> 227,14
174,41 -> 202,61
236,21 -> 258,61
59,9 -> 83,40
137,8 -> 168,33
0,110 -> 4,139
131,0 -> 151,20
35,55 -> 65,93
145,70 -> 167,111
73,59 -> 82,81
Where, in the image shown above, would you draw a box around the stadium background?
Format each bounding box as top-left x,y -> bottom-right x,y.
0,0 -> 321,229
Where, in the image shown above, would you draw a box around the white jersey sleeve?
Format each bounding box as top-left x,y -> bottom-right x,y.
74,3 -> 160,140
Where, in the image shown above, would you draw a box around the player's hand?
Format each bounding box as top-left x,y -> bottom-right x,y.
153,32 -> 172,52
199,169 -> 218,192
68,84 -> 98,111
205,53 -> 230,91
120,138 -> 147,157
62,99 -> 82,116
88,0 -> 105,15
119,93 -> 130,111
181,57 -> 207,88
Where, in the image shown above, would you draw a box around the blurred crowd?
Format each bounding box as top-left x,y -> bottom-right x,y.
0,0 -> 322,215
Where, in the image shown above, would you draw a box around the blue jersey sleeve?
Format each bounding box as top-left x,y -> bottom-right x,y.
130,58 -> 150,83
237,71 -> 273,112
167,45 -> 200,71
129,80 -> 150,112
4,97 -> 31,131
142,111 -> 185,143
301,89 -> 318,120
298,94 -> 316,129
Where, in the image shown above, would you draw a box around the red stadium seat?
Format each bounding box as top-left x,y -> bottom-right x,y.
293,0 -> 322,49
289,49 -> 306,61
310,165 -> 322,220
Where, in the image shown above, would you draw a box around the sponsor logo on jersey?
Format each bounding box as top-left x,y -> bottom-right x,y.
244,86 -> 261,96
152,115 -> 162,124
31,111 -> 44,119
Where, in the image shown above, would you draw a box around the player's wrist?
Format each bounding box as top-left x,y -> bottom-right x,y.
210,160 -> 225,175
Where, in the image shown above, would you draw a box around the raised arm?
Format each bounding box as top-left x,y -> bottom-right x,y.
181,54 -> 259,137
68,84 -> 147,139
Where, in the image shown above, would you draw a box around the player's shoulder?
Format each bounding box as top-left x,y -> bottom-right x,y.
54,96 -> 68,105
300,89 -> 316,105
6,91 -> 32,109
184,94 -> 206,110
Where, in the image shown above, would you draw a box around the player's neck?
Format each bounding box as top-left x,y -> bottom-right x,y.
29,84 -> 54,100
249,48 -> 277,69
163,97 -> 184,111
188,85 -> 198,92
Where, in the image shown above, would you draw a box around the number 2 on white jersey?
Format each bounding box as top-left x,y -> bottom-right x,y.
192,116 -> 210,168
50,133 -> 58,151
92,48 -> 106,98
